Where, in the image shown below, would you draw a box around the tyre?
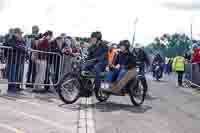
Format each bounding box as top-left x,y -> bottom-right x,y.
155,69 -> 162,81
129,76 -> 147,106
156,73 -> 160,81
57,73 -> 80,104
94,85 -> 110,102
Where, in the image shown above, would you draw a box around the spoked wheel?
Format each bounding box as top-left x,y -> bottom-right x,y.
183,80 -> 191,88
57,74 -> 80,104
95,85 -> 110,102
129,77 -> 147,106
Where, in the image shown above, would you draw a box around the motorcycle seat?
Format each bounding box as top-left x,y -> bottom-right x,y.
81,71 -> 107,79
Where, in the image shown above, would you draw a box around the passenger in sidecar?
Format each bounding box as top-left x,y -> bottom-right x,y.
102,40 -> 136,92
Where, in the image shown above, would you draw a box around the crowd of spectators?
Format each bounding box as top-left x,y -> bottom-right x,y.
0,25 -> 88,93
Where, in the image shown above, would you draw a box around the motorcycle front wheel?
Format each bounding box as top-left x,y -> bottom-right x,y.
129,76 -> 147,106
57,73 -> 81,104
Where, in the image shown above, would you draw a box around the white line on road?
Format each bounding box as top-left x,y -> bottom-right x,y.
78,98 -> 87,133
17,99 -> 68,114
11,110 -> 70,131
86,98 -> 95,133
0,123 -> 25,133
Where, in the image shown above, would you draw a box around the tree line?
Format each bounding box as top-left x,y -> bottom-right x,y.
144,33 -> 198,58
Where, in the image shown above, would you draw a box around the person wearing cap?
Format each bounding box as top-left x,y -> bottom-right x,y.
102,40 -> 136,91
26,25 -> 42,88
49,36 -> 67,84
4,28 -> 15,46
6,28 -> 26,93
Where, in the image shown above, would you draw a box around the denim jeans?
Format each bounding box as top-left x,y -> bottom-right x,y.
106,68 -> 128,82
83,61 -> 106,86
7,64 -> 18,91
26,59 -> 36,84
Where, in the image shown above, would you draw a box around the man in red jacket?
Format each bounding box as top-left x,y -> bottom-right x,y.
33,31 -> 53,93
192,48 -> 200,63
192,46 -> 200,72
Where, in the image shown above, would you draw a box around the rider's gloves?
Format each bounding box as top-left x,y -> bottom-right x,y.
106,66 -> 110,72
115,64 -> 121,69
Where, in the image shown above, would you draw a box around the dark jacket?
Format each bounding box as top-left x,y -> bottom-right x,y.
50,40 -> 66,54
87,41 -> 108,63
132,49 -> 150,65
25,33 -> 43,48
6,36 -> 26,64
152,55 -> 164,64
114,51 -> 136,69
47,40 -> 67,70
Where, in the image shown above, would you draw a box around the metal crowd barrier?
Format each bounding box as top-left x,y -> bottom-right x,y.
0,46 -> 63,88
184,63 -> 200,88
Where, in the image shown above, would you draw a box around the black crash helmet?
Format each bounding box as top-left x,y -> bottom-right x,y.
119,40 -> 131,50
91,31 -> 102,41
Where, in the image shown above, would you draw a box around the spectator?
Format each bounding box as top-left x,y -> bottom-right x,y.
168,58 -> 174,73
26,25 -> 42,88
80,42 -> 88,59
49,36 -> 66,84
191,45 -> 200,72
4,28 -> 15,46
61,36 -> 80,75
164,57 -> 170,74
6,28 -> 26,93
33,31 -> 53,93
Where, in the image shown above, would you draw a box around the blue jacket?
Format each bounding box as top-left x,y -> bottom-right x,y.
114,51 -> 136,69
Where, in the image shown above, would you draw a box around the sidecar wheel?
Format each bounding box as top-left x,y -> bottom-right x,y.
129,77 -> 147,106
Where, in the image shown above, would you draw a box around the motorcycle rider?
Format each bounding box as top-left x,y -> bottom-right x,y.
152,53 -> 164,78
132,43 -> 149,96
132,44 -> 150,76
83,31 -> 108,87
102,40 -> 136,91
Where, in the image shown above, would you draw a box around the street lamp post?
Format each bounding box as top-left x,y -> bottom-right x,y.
132,17 -> 138,47
190,23 -> 193,43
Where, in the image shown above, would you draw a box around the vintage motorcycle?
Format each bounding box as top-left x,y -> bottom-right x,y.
57,56 -> 147,106
152,62 -> 163,81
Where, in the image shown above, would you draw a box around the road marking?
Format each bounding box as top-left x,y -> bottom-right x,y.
17,99 -> 68,114
78,98 -> 87,133
78,98 -> 96,133
11,110 -> 70,131
86,98 -> 95,133
0,123 -> 25,133
18,99 -> 40,107
192,90 -> 200,96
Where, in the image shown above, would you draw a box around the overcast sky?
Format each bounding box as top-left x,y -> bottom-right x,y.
0,0 -> 200,44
